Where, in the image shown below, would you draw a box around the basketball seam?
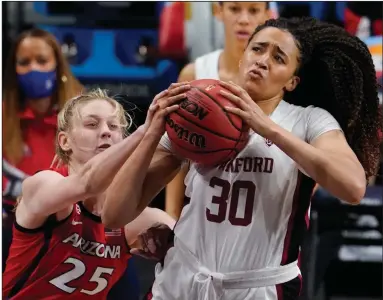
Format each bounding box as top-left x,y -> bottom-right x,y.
172,111 -> 242,142
219,123 -> 249,165
193,86 -> 242,131
173,143 -> 240,154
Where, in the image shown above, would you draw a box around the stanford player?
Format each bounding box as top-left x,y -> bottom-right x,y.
2,87 -> 186,299
166,1 -> 274,220
102,17 -> 381,300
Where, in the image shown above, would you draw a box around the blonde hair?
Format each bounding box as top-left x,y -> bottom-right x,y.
52,88 -> 133,168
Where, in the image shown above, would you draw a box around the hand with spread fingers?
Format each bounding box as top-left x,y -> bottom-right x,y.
218,80 -> 276,139
143,82 -> 191,138
130,222 -> 174,261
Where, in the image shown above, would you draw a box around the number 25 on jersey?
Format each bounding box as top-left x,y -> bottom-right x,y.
49,257 -> 114,295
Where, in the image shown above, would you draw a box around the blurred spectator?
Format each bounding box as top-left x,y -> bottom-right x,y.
2,28 -> 141,299
345,2 -> 383,38
2,28 -> 83,268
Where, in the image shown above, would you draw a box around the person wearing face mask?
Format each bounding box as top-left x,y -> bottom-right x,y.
2,28 -> 83,270
2,29 -> 179,300
165,2 -> 273,220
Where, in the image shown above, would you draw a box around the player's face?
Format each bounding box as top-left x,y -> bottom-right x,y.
216,2 -> 270,49
238,27 -> 301,101
63,99 -> 124,165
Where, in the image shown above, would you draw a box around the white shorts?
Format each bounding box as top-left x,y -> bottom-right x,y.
151,238 -> 301,300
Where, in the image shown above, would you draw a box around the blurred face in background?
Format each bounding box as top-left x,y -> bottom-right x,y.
16,37 -> 58,112
215,2 -> 270,51
16,37 -> 56,75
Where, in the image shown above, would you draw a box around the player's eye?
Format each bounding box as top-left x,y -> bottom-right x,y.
16,58 -> 30,66
229,6 -> 240,13
249,8 -> 260,15
85,122 -> 98,128
275,55 -> 285,64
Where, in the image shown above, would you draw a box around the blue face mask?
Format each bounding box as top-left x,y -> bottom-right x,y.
18,70 -> 57,99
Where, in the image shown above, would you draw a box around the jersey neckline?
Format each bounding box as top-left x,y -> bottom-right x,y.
78,201 -> 102,223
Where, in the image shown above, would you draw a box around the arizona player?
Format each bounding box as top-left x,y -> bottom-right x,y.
102,17 -> 381,300
166,1 -> 273,219
2,88 -> 184,299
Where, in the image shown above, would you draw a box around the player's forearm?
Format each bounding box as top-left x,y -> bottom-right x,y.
102,133 -> 162,228
80,126 -> 146,196
165,197 -> 183,220
125,207 -> 176,245
165,170 -> 187,219
268,125 -> 365,204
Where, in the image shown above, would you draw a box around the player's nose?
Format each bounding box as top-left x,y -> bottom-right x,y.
100,123 -> 112,139
238,11 -> 250,25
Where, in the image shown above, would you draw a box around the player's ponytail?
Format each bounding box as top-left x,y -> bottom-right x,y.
249,17 -> 382,178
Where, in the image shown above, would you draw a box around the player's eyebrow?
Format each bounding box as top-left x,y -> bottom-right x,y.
253,42 -> 288,58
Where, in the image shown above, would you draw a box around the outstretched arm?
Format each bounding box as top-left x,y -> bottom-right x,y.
19,88 -> 175,225
20,126 -> 146,218
102,83 -> 190,228
164,64 -> 195,220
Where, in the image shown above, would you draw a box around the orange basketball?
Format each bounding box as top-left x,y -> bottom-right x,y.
165,79 -> 249,166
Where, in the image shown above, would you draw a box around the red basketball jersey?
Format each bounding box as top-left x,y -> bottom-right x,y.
3,168 -> 131,299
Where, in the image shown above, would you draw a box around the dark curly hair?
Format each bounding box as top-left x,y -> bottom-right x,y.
249,17 -> 382,179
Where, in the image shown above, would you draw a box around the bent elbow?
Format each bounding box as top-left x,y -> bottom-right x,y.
345,182 -> 366,205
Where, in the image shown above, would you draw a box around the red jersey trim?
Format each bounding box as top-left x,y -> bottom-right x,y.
8,216 -> 57,298
14,209 -> 74,234
78,201 -> 102,223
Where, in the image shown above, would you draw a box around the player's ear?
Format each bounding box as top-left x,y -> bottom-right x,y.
213,2 -> 224,21
58,131 -> 71,153
285,75 -> 300,92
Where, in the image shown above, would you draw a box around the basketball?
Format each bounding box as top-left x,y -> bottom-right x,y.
165,79 -> 249,166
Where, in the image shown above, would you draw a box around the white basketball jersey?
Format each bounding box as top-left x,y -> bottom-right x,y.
160,101 -> 342,273
195,49 -> 222,80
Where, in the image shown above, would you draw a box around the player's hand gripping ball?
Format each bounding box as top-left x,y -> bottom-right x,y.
130,223 -> 174,261
165,79 -> 249,166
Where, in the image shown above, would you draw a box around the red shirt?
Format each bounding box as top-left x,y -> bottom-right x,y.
3,167 -> 131,299
3,107 -> 57,209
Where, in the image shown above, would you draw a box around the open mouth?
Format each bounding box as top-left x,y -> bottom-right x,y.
98,144 -> 111,150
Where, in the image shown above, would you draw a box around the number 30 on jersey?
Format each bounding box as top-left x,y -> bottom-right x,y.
206,177 -> 256,227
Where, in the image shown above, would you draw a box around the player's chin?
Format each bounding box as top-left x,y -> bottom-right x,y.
95,148 -> 107,154
234,36 -> 250,45
243,78 -> 263,95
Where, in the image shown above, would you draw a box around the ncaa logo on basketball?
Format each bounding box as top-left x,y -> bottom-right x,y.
265,138 -> 273,147
205,84 -> 216,91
